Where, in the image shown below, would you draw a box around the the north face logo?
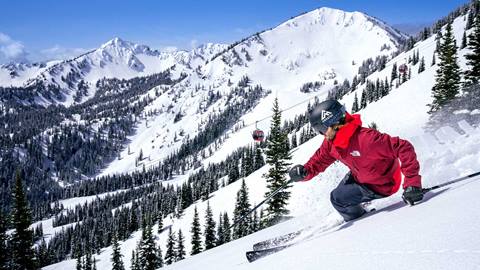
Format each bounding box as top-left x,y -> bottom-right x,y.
350,150 -> 361,157
321,110 -> 333,121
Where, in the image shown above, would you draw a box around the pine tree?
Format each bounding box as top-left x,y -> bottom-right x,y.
391,63 -> 398,81
129,205 -> 139,232
190,206 -> 202,255
254,147 -> 265,170
175,191 -> 184,217
85,249 -> 93,270
431,52 -> 436,66
157,212 -> 164,234
241,148 -> 254,177
222,212 -> 231,243
430,22 -> 462,112
176,229 -> 186,261
264,98 -> 292,225
464,13 -> 480,85
228,165 -> 240,184
232,179 -> 251,239
140,223 -> 158,270
156,245 -> 163,268
435,31 -> 443,52
467,9 -> 475,30
462,31 -> 468,49
130,250 -> 139,270
10,171 -> 36,270
259,209 -> 266,230
351,92 -> 359,113
111,234 -> 125,270
418,56 -> 426,73
164,228 -> 177,265
34,238 -> 48,267
250,209 -> 259,233
216,214 -> 225,246
383,77 -> 390,96
360,89 -> 367,109
0,210 -> 8,270
76,255 -> 82,270
203,202 -> 216,250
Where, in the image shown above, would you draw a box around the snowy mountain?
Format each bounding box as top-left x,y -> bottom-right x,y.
0,37 -> 227,106
199,7 -> 405,91
4,3 -> 479,270
98,7 -> 408,177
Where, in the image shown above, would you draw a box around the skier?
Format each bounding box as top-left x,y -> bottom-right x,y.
289,100 -> 424,221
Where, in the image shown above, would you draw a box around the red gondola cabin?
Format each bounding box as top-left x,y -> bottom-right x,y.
252,129 -> 265,142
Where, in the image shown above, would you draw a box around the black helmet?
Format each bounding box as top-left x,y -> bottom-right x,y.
309,100 -> 346,134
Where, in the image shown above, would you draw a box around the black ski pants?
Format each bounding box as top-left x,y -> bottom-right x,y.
330,172 -> 385,221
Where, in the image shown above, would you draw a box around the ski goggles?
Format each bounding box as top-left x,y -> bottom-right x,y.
311,121 -> 329,135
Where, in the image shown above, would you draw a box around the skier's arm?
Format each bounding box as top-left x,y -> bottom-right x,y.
368,131 -> 422,188
302,139 -> 336,181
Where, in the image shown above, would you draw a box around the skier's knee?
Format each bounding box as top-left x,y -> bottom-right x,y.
330,188 -> 346,207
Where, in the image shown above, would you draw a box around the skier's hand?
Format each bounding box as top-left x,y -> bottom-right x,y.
402,186 -> 423,205
289,165 -> 308,182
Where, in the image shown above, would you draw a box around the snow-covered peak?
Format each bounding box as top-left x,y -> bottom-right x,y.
296,7 -> 365,25
196,6 -> 405,99
99,37 -> 156,56
101,37 -> 131,48
280,7 -> 407,44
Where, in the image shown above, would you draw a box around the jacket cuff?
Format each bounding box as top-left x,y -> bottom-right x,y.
403,175 -> 422,189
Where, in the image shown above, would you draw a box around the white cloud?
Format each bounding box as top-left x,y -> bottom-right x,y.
0,33 -> 91,64
0,33 -> 13,43
40,45 -> 89,61
0,32 -> 28,62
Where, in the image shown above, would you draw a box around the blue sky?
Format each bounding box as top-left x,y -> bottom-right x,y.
0,0 -> 470,63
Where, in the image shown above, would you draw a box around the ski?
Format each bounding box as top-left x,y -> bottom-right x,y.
252,229 -> 304,251
246,243 -> 295,262
247,209 -> 376,261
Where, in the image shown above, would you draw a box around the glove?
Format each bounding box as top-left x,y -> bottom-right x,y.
402,186 -> 424,205
289,165 -> 308,182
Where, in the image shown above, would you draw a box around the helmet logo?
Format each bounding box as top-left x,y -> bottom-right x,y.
321,110 -> 333,122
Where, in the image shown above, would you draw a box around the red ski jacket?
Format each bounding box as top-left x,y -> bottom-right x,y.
303,113 -> 421,196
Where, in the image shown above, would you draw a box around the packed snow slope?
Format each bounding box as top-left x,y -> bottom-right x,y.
165,177 -> 480,270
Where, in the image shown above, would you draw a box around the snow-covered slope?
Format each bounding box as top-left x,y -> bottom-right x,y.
163,175 -> 480,270
99,7 -> 407,177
